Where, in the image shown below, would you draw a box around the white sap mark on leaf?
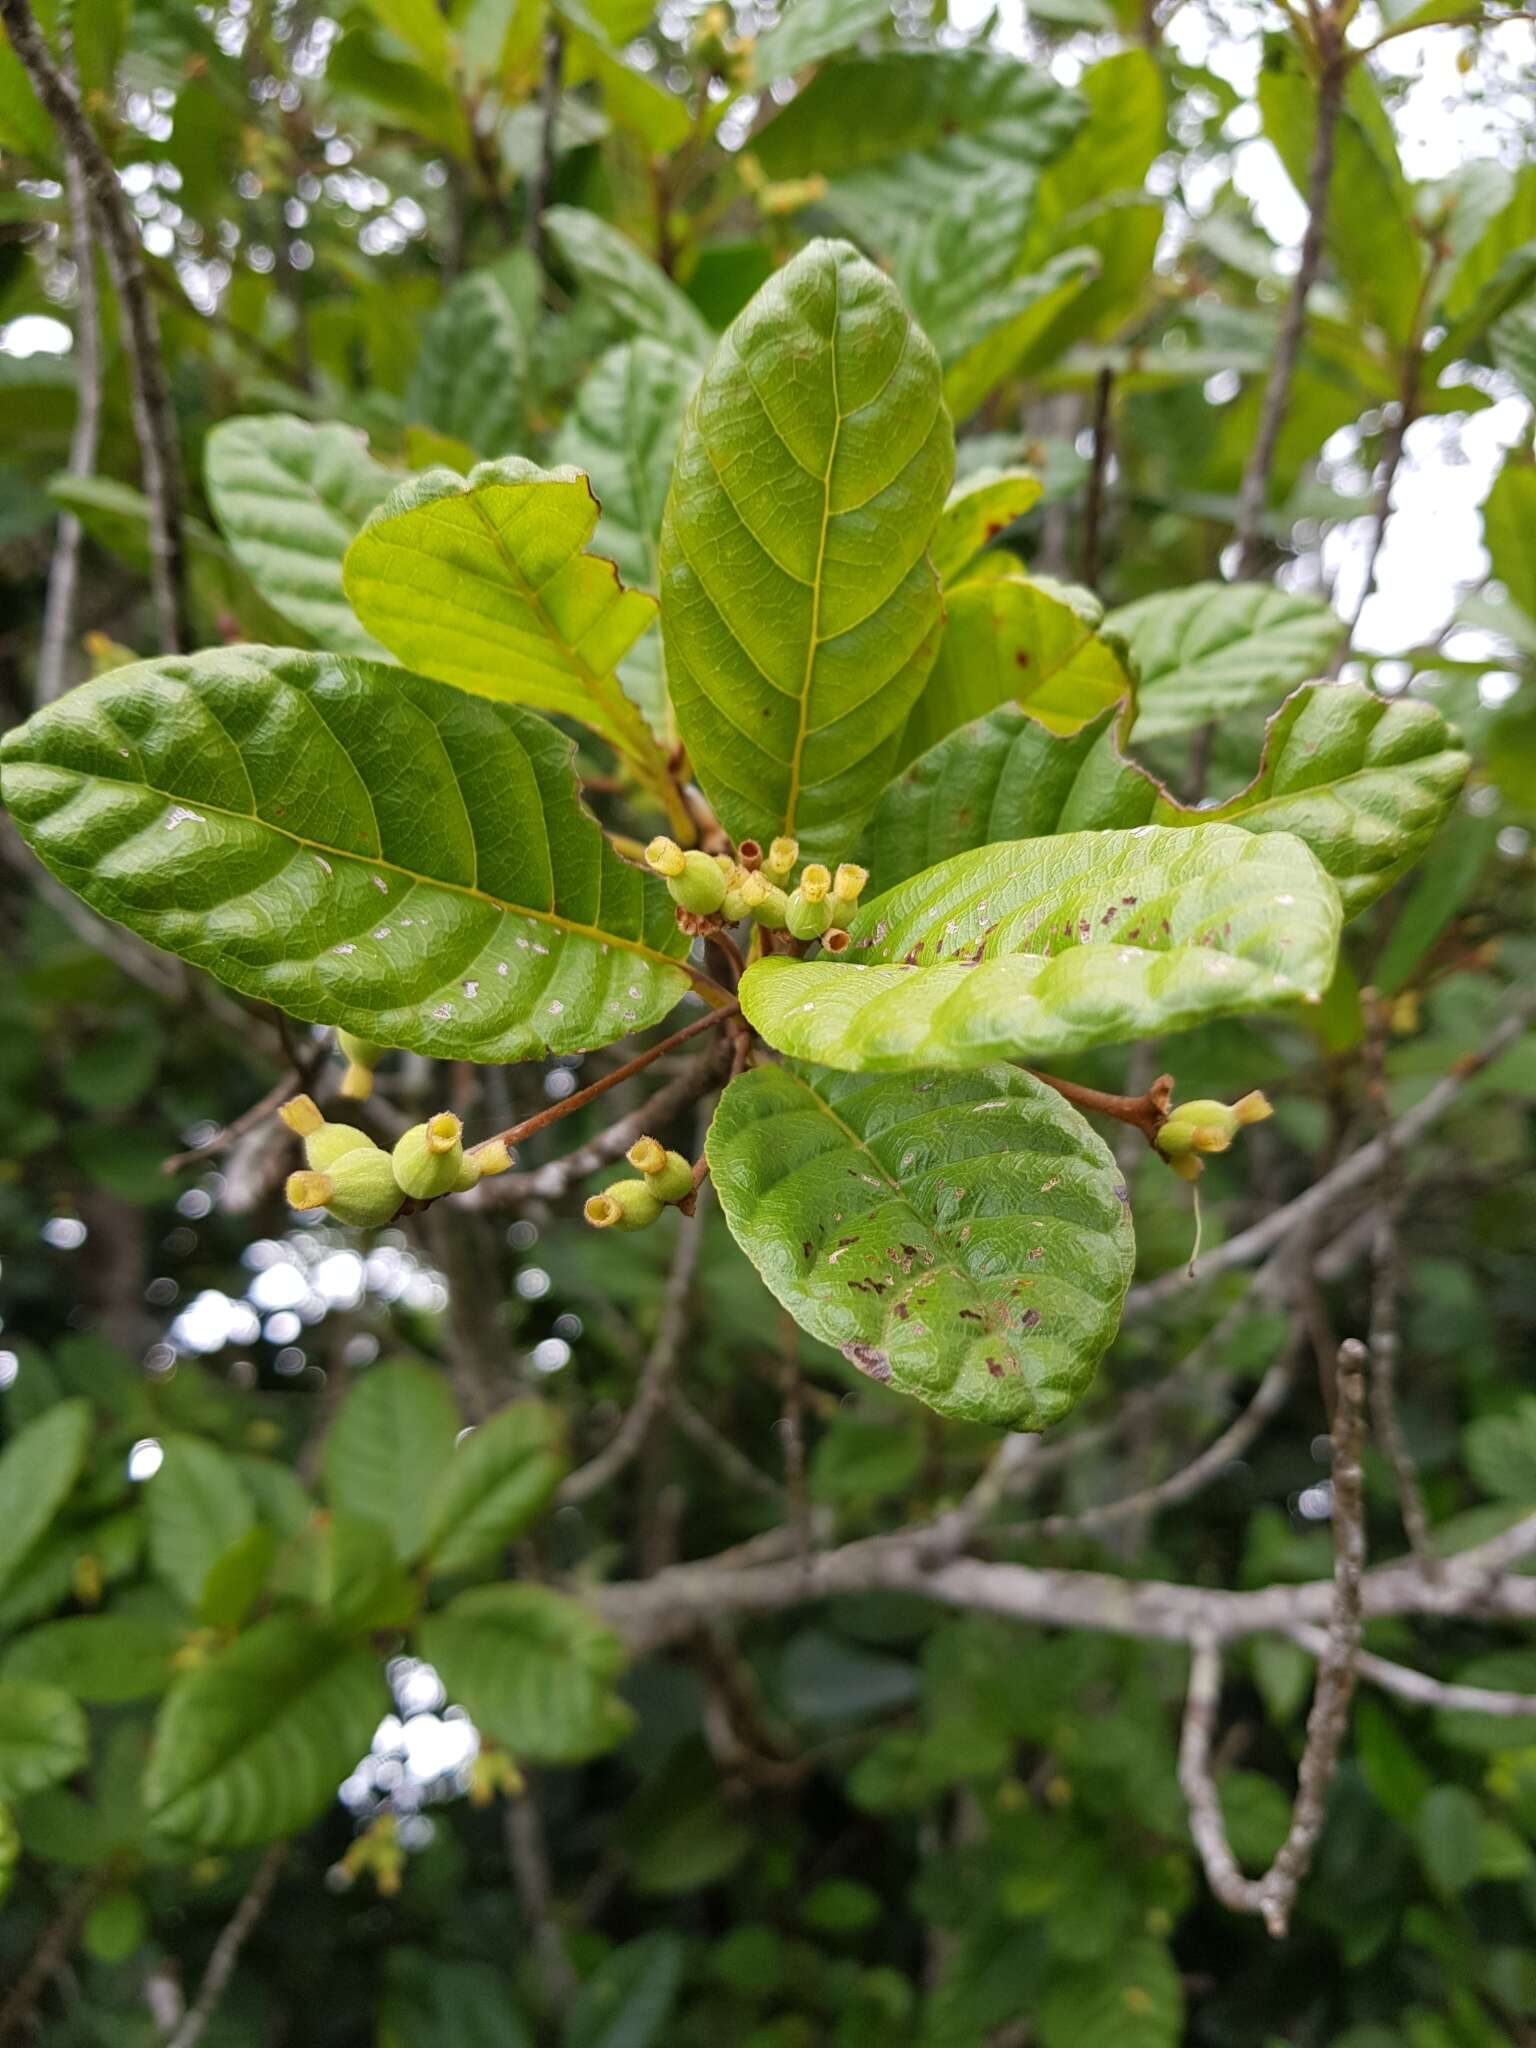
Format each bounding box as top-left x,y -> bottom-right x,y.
374,927 -> 390,939
532,943 -> 549,956
371,876 -> 389,894
463,980 -> 479,998
1040,1177 -> 1061,1193
313,855 -> 333,876
1276,892 -> 1295,905
433,1003 -> 453,1020
164,805 -> 204,830
334,943 -> 356,956
548,999 -> 563,1015
497,962 -> 509,977
627,985 -> 642,999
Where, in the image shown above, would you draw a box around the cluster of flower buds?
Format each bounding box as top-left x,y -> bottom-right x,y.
279,1096 -> 513,1228
1154,1091 -> 1273,1181
329,1815 -> 405,1898
644,835 -> 868,953
584,1134 -> 695,1232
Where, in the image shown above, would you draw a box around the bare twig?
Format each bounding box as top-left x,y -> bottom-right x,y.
1285,1626 -> 1536,1719
470,1062 -> 711,1205
37,54 -> 102,703
0,1874 -> 101,2043
163,1845 -> 286,2048
779,1315 -> 812,1568
668,1389 -> 786,1503
1233,30 -> 1347,578
559,1190 -> 708,1506
0,0 -> 187,651
1124,991 -> 1536,1314
503,1792 -> 577,2012
1081,364 -> 1114,588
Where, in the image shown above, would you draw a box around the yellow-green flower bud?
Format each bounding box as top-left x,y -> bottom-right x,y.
667,850 -> 728,916
763,836 -> 799,884
392,1112 -> 465,1199
830,863 -> 869,928
287,1148 -> 402,1228
720,863 -> 753,923
583,1179 -> 663,1231
278,1095 -> 377,1172
466,1136 -> 513,1179
626,1137 -> 692,1204
741,872 -> 788,928
645,836 -> 686,879
1154,1092 -> 1274,1174
336,1030 -> 387,1102
451,1155 -> 482,1194
785,885 -> 832,941
798,863 -> 831,903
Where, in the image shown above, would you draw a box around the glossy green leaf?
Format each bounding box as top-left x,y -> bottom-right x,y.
564,30 -> 692,154
406,271 -> 527,459
707,1063 -> 1133,1429
1485,455 -> 1536,625
1106,581 -> 1341,740
343,459 -> 672,803
751,0 -> 891,81
543,206 -> 715,362
0,648 -> 696,1062
198,1526 -> 276,1632
382,1952 -> 533,2048
1038,1936 -> 1184,2048
145,1613 -> 385,1848
864,685 -> 1470,916
423,1400 -> 568,1574
739,823 -> 1342,1071
325,1361 -> 461,1564
418,1584 -> 634,1763
660,238 -> 953,865
900,574 -> 1132,766
326,25 -> 471,156
2,1614 -> 182,1704
551,340 -> 695,593
146,1435 -> 257,1611
930,470 -> 1043,587
0,1682 -> 88,1800
939,249 -> 1104,420
361,0 -> 454,77
562,1933 -> 684,2048
1025,48 -> 1165,249
0,1400 -> 90,1599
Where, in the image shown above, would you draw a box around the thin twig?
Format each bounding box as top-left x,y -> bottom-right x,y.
163,1845 -> 286,2048
0,1874 -> 102,2043
1233,28 -> 1347,579
37,47 -> 102,703
471,1062 -> 711,1205
503,1792 -> 577,2012
1081,364 -> 1114,588
559,1189 -> 708,1506
1028,1065 -> 1173,1145
524,25 -> 564,269
779,1314 -> 811,1570
0,0 -> 187,650
668,1389 -> 786,1503
1285,1626 -> 1536,1718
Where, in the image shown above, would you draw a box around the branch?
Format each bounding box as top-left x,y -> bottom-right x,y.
1232,30 -> 1347,578
1179,1339 -> 1367,1936
559,1188 -> 707,1506
1124,991 -> 1536,1315
503,1790 -> 578,2012
1080,363 -> 1114,588
470,1062 -> 710,1205
1027,1065 -> 1173,1145
668,1388 -> 786,1503
37,48 -> 102,704
1286,1625 -> 1536,1718
0,0 -> 187,651
0,1874 -> 101,2043
163,1844 -> 286,2048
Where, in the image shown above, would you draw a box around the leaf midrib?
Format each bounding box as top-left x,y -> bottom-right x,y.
783,262 -> 843,840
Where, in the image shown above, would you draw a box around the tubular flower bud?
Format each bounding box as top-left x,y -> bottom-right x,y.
717,862 -> 752,923
798,863 -> 831,903
392,1112 -> 465,1199
763,837 -> 799,884
822,926 -> 851,955
740,872 -> 788,928
737,839 -> 763,872
279,1095 -> 378,1172
584,1179 -> 664,1231
830,862 -> 869,928
466,1136 -> 513,1179
626,1138 -> 693,1205
288,1149 -> 402,1228
645,836 -> 686,879
650,838 -> 727,915
336,1030 -> 387,1102
1154,1092 -> 1274,1178
785,884 -> 832,941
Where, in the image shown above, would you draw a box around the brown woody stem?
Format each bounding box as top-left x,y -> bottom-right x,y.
1026,1066 -> 1174,1143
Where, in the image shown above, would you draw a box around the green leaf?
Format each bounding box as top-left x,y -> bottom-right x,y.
418,1584 -> 634,1763
198,1526 -> 276,1632
562,1933 -> 683,2048
82,1888 -> 149,1965
381,1952 -> 533,2048
325,1361 -> 460,1564
750,0 -> 892,82
0,1399 -> 90,1598
360,0 -> 454,77
146,1613 -> 385,1848
0,1683 -> 88,1800
1107,581 -> 1341,740
706,1063 -> 1134,1429
740,823 -> 1341,1071
0,30 -> 51,158
1038,1936 -> 1184,2048
1463,1398 -> 1536,1502
0,1805 -> 16,1906
1485,454 -> 1536,625
1414,1785 -> 1485,1895
543,206 -> 715,362
327,25 -> 471,156
552,340 -> 695,594
862,683 -> 1467,918
406,271 -> 528,459
0,647 -> 697,1062
423,1400 -> 568,1574
939,249 -> 1105,420
1026,48 -> 1165,247
900,574 -> 1132,766
145,1435 -> 257,1612
2,1615 -> 182,1704
343,459 -> 676,811
930,469 -> 1044,586
660,238 -> 953,865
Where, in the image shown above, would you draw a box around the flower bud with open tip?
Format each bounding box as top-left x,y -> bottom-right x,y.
279,1094 -> 377,1172
392,1112 -> 465,1199
785,864 -> 832,941
740,871 -> 788,928
719,863 -> 754,923
335,1030 -> 387,1101
829,864 -> 869,929
762,836 -> 799,884
627,1136 -> 693,1204
466,1136 -> 514,1179
646,837 -> 728,915
287,1149 -> 402,1228
1155,1091 -> 1273,1177
583,1179 -> 664,1231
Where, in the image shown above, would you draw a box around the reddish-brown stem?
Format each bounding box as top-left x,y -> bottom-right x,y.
1026,1067 -> 1175,1144
482,1001 -> 740,1158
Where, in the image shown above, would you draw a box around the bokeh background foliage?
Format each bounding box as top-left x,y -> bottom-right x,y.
1,0 -> 1536,2044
